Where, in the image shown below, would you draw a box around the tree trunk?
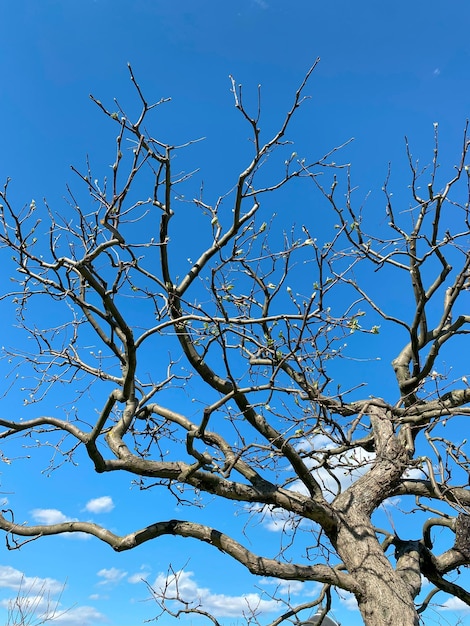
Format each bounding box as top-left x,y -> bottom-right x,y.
335,508 -> 420,626
328,406 -> 421,625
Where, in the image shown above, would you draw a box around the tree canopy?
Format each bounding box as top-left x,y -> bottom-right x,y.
1,63 -> 470,626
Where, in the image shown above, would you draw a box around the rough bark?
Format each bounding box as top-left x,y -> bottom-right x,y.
335,512 -> 420,626
330,406 -> 420,625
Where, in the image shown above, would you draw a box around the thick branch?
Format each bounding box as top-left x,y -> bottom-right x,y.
0,513 -> 357,592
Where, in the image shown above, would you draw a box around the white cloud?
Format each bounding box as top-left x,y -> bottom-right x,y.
258,435 -> 375,533
0,566 -> 106,626
440,597 -> 470,612
30,508 -> 75,525
97,568 -> 127,586
313,450 -> 374,499
0,593 -> 53,614
259,577 -> 319,597
29,509 -> 90,540
253,503 -> 306,533
152,570 -> 279,617
42,605 -> 107,625
128,568 -> 152,585
84,496 -> 114,514
296,434 -> 375,499
0,598 -> 105,626
403,466 -> 426,480
128,573 -> 146,584
381,496 -> 401,509
0,565 -> 63,595
338,590 -> 359,611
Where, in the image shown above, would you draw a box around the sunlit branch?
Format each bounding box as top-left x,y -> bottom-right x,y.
0,513 -> 357,592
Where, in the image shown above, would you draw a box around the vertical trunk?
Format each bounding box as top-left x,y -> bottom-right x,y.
335,508 -> 420,626
330,405 -> 420,625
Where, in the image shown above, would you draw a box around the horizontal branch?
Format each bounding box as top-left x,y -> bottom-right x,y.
0,416 -> 87,441
399,389 -> 470,422
420,547 -> 470,607
0,513 -> 358,592
394,479 -> 470,507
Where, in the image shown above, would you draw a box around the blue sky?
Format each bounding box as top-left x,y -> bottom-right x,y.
0,1 -> 470,625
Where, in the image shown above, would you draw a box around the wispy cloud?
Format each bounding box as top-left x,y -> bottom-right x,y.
128,565 -> 152,585
0,566 -> 63,595
30,508 -> 75,525
339,590 -> 359,611
0,601 -> 107,626
44,605 -> 107,625
256,434 -> 376,533
152,569 -> 279,617
259,577 -> 320,597
381,496 -> 401,509
97,568 -> 128,586
84,496 -> 114,514
296,434 -> 375,499
249,502 -> 306,533
88,592 -> 108,601
0,566 -> 106,625
29,509 -> 90,540
440,597 -> 470,612
404,467 -> 426,480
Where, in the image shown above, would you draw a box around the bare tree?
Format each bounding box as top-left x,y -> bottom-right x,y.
1,61 -> 470,626
5,577 -> 68,626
